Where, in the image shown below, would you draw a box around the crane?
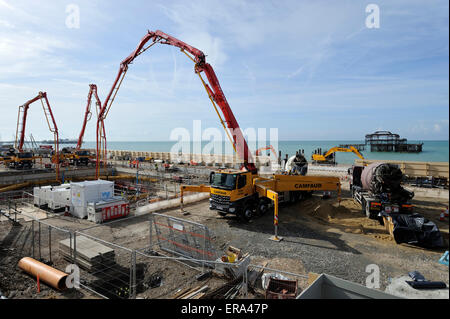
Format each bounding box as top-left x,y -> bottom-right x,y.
62,84 -> 106,166
95,29 -> 255,178
11,92 -> 59,180
311,146 -> 365,164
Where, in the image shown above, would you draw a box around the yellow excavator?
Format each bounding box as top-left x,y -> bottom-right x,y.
312,146 -> 364,164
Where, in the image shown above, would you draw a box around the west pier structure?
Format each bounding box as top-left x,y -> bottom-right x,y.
365,131 -> 423,153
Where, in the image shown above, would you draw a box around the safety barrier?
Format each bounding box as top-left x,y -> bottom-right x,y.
2,195 -> 313,300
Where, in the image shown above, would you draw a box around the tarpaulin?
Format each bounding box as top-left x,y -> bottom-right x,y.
382,213 -> 444,248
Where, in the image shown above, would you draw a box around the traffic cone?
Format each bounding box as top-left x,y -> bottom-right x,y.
444,206 -> 449,217
439,212 -> 445,221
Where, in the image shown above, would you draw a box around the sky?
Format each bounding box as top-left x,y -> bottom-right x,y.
0,0 -> 448,143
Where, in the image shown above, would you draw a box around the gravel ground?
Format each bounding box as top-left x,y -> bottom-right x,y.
1,189 -> 448,299
165,193 -> 449,293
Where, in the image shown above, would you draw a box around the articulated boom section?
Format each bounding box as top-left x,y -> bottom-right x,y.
14,92 -> 60,180
96,29 -> 255,178
254,175 -> 341,199
77,84 -> 105,151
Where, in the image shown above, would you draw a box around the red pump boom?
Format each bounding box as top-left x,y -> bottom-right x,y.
76,84 -> 106,151
14,92 -> 60,180
96,30 -> 256,177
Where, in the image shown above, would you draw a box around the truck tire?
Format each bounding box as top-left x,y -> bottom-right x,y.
365,202 -> 378,219
239,205 -> 254,222
257,200 -> 269,216
289,192 -> 297,204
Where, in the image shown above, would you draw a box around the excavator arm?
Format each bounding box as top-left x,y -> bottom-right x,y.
96,29 -> 256,177
312,146 -> 364,162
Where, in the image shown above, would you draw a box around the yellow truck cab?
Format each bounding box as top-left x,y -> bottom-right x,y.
208,169 -> 312,221
209,169 -> 260,220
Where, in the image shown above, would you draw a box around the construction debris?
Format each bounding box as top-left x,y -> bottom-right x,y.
172,285 -> 209,299
265,277 -> 298,299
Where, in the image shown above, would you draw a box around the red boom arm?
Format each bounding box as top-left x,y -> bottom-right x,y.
76,84 -> 105,150
96,30 -> 256,176
15,92 -> 60,180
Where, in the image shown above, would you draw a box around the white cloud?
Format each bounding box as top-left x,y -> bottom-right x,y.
0,0 -> 13,10
0,19 -> 14,28
434,124 -> 441,132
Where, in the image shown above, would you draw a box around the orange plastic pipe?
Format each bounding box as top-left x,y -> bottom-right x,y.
18,257 -> 68,290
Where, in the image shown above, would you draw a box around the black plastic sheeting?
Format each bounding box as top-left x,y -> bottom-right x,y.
406,271 -> 447,290
382,213 -> 444,248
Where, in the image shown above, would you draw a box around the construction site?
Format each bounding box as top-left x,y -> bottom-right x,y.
0,27 -> 449,301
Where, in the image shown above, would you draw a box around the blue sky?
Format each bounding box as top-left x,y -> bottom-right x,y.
0,0 -> 448,142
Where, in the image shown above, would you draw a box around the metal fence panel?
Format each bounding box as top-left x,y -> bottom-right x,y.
150,213 -> 218,265
73,231 -> 134,299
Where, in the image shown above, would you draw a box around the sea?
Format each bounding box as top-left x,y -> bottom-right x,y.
2,140 -> 447,164
72,140 -> 448,164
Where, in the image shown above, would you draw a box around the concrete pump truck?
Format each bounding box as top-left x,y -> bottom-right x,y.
94,29 -> 341,225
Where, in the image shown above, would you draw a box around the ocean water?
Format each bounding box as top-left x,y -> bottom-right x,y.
76,140 -> 449,164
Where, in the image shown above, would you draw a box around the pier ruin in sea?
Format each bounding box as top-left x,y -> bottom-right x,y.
365,131 -> 423,153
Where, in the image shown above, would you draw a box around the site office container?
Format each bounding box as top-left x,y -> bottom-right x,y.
33,187 -> 42,206
48,187 -> 71,211
33,185 -> 58,207
70,180 -> 114,218
87,197 -> 129,223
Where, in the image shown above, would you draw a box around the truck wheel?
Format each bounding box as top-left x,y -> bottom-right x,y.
365,202 -> 378,219
289,192 -> 296,204
257,201 -> 268,216
239,206 -> 254,222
